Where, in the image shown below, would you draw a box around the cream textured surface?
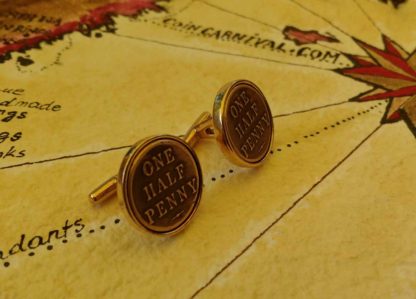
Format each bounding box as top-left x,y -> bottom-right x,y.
0,0 -> 415,298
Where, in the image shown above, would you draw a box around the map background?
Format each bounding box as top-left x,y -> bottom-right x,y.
0,0 -> 415,298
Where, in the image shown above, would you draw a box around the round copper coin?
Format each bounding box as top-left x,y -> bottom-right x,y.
117,135 -> 203,235
213,80 -> 274,167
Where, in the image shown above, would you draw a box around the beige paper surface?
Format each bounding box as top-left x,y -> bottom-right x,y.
0,0 -> 415,298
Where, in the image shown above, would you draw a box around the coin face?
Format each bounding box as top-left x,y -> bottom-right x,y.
118,136 -> 203,235
213,80 -> 274,167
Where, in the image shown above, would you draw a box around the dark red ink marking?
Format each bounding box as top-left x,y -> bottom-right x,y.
283,26 -> 339,46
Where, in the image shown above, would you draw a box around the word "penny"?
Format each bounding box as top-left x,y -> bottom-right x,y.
121,136 -> 203,234
213,80 -> 273,167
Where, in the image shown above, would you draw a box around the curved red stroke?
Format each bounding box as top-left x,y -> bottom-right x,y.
0,0 -> 161,58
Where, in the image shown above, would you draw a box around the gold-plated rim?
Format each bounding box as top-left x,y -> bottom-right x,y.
212,79 -> 274,168
117,135 -> 203,235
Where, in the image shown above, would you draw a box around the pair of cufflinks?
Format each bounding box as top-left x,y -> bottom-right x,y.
89,80 -> 274,235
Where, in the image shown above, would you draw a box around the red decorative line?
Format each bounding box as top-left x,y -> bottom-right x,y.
347,55 -> 375,67
383,35 -> 403,58
387,110 -> 401,121
341,66 -> 416,82
0,0 -> 161,58
355,38 -> 416,78
360,85 -> 416,101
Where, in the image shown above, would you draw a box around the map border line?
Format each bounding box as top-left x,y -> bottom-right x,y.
0,100 -> 356,171
0,145 -> 131,171
112,32 -> 335,71
352,0 -> 383,35
287,0 -> 356,40
189,123 -> 383,298
197,0 -> 344,53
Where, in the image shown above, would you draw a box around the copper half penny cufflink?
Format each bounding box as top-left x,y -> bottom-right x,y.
89,79 -> 274,235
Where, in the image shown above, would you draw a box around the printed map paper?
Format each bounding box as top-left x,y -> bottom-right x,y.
0,0 -> 415,298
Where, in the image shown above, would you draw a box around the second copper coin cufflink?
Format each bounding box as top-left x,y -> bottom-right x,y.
89,80 -> 274,235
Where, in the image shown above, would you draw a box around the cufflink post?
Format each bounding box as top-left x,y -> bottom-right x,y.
183,111 -> 215,147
